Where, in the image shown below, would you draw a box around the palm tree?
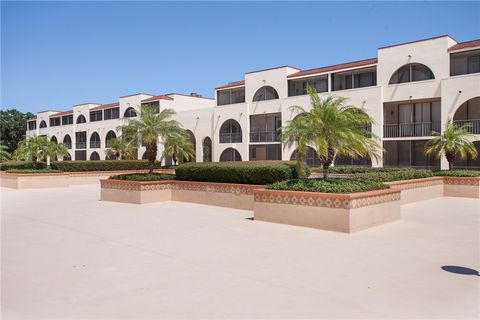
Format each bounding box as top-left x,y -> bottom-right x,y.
0,141 -> 11,162
104,136 -> 136,160
424,119 -> 478,170
13,135 -> 67,169
120,105 -> 183,173
160,130 -> 195,165
281,88 -> 381,179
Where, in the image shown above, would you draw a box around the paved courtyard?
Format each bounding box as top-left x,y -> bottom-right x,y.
1,185 -> 479,319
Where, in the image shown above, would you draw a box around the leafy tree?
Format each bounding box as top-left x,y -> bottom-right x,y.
160,130 -> 195,165
281,88 -> 381,179
0,141 -> 11,162
0,109 -> 34,153
13,135 -> 68,169
424,119 -> 478,170
120,105 -> 183,173
105,136 -> 137,160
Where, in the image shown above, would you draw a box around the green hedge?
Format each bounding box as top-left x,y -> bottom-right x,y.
51,160 -> 164,172
175,161 -> 305,185
0,161 -> 48,171
109,173 -> 176,181
327,166 -> 413,174
267,178 -> 389,194
354,169 -> 433,182
6,169 -> 63,174
433,170 -> 480,177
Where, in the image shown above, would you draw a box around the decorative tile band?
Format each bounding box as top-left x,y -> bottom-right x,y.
171,182 -> 258,195
444,177 -> 480,186
100,180 -> 172,191
253,190 -> 400,209
387,178 -> 444,191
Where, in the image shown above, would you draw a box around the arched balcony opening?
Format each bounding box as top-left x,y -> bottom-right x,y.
76,115 -> 87,124
253,86 -> 279,102
389,63 -> 434,84
39,120 -> 47,128
90,132 -> 101,149
63,153 -> 72,161
290,146 -> 321,167
63,135 -> 72,149
124,107 -> 137,118
50,136 -> 58,143
219,119 -> 242,143
105,130 -> 117,148
202,137 -> 212,162
89,151 -> 100,160
219,148 -> 242,161
453,97 -> 480,134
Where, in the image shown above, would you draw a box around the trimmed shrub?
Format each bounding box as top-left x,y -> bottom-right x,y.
433,170 -> 480,177
51,160 -> 164,172
267,178 -> 389,194
354,169 -> 433,182
6,169 -> 63,174
175,161 -> 304,185
0,161 -> 47,171
109,173 -> 175,181
328,166 -> 412,174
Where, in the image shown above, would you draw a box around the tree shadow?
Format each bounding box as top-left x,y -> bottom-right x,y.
245,217 -> 254,221
441,265 -> 479,276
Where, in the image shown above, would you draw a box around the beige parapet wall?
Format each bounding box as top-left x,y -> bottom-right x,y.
253,188 -> 402,233
443,177 -> 480,198
100,179 -> 264,210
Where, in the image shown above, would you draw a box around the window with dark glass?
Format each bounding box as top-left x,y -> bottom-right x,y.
332,67 -> 377,91
288,75 -> 328,96
28,121 -> 36,131
124,107 -> 137,118
219,119 -> 242,143
63,135 -> 72,149
39,120 -> 47,128
49,117 -> 61,127
383,140 -> 440,168
217,87 -> 246,106
104,107 -> 120,120
250,113 -> 281,142
76,115 -> 87,124
253,86 -> 279,102
249,144 -> 281,161
75,150 -> 87,161
75,132 -> 87,149
62,115 -> 73,125
89,110 -> 103,122
389,63 -> 434,84
219,148 -> 242,161
450,49 -> 480,76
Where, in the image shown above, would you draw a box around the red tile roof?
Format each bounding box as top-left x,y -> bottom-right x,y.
50,111 -> 73,117
378,34 -> 456,50
287,58 -> 378,78
245,65 -> 300,75
165,93 -> 214,100
90,102 -> 120,111
215,80 -> 245,90
448,39 -> 480,52
119,93 -> 154,98
141,95 -> 174,103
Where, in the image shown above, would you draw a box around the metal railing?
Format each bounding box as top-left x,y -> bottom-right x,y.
64,142 -> 72,149
75,142 -> 86,149
383,122 -> 441,138
454,119 -> 480,134
90,141 -> 101,149
219,133 -> 242,143
249,131 -> 280,143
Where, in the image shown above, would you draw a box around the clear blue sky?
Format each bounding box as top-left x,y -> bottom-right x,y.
2,1 -> 479,113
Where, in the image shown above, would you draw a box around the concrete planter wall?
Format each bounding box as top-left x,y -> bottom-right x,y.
253,188 -> 401,233
443,177 -> 480,198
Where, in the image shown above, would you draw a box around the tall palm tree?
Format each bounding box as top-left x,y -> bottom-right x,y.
13,135 -> 67,169
120,105 -> 183,173
424,119 -> 478,170
0,141 -> 11,162
104,136 -> 136,160
281,88 -> 381,179
160,130 -> 195,165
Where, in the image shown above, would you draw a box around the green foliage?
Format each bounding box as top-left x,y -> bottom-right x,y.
0,109 -> 34,153
425,120 -> 478,170
104,136 -> 137,160
433,170 -> 480,177
109,173 -> 175,181
7,169 -> 63,174
175,161 -> 304,185
160,129 -> 195,165
0,141 -> 12,162
0,161 -> 47,170
51,160 -> 164,172
328,166 -> 411,174
354,169 -> 433,182
13,135 -> 68,168
267,178 -> 388,194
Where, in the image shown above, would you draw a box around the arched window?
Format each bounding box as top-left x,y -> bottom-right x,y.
290,147 -> 321,167
334,155 -> 372,167
389,63 -> 434,84
50,136 -> 57,144
105,130 -> 116,147
63,135 -> 72,149
219,119 -> 242,143
124,107 -> 137,118
63,153 -> 72,161
202,137 -> 212,162
89,151 -> 100,160
39,120 -> 47,128
76,115 -> 87,124
253,86 -> 279,102
180,130 -> 196,163
220,148 -> 242,161
453,97 -> 480,134
90,132 -> 101,148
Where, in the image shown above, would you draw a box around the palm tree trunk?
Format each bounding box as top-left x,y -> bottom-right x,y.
32,156 -> 37,170
322,146 -> 335,179
445,152 -> 455,171
146,141 -> 157,173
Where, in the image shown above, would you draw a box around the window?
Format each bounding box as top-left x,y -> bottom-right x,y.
39,120 -> 47,128
253,86 -> 279,102
50,136 -> 58,143
450,49 -> 480,76
104,107 -> 120,120
124,107 -> 137,118
219,119 -> 242,143
75,132 -> 87,149
105,130 -> 117,147
76,115 -> 87,124
28,121 -> 36,131
62,115 -> 73,125
90,151 -> 100,160
75,150 -> 87,161
90,132 -> 101,148
49,117 -> 61,127
389,63 -> 434,84
217,87 -> 246,106
250,113 -> 281,142
383,140 -> 440,168
249,144 -> 281,161
290,147 -> 321,167
332,67 -> 377,91
219,148 -> 242,161
335,155 -> 371,166
288,75 -> 328,96
202,137 -> 212,162
383,101 -> 441,137
89,110 -> 103,122
63,135 -> 72,149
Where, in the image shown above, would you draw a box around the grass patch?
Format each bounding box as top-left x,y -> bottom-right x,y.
6,169 -> 63,174
433,170 -> 480,177
109,173 -> 175,181
266,178 -> 389,194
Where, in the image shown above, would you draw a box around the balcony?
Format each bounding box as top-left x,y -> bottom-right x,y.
384,122 -> 441,138
219,133 -> 242,144
454,119 -> 480,135
249,131 -> 279,143
90,141 -> 101,149
64,142 -> 72,149
76,142 -> 87,149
